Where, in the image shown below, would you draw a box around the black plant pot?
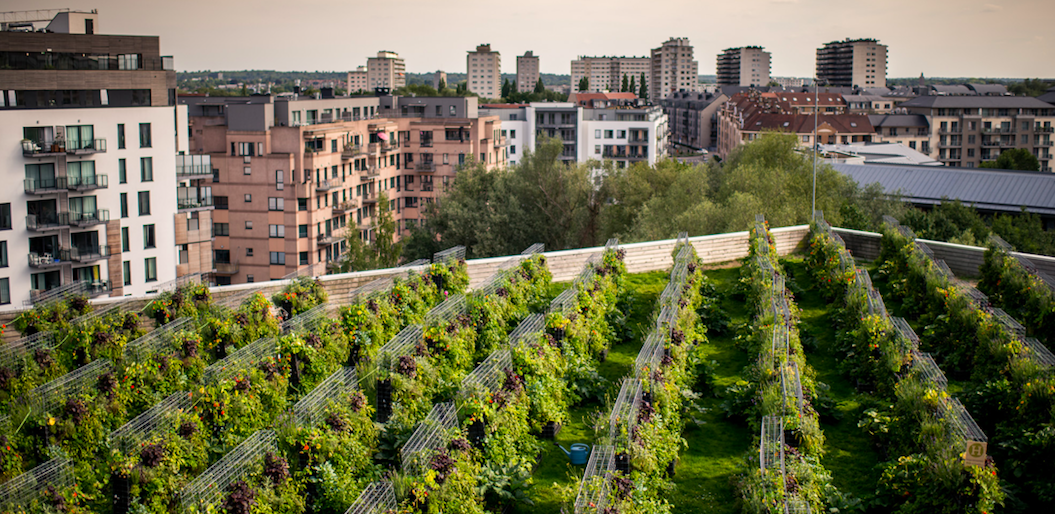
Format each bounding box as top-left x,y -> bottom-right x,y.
376,379 -> 393,423
615,452 -> 631,475
666,458 -> 678,478
469,419 -> 486,448
111,472 -> 131,514
553,327 -> 565,341
541,421 -> 562,440
432,274 -> 445,291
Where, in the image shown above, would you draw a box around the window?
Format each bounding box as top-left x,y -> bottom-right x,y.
117,124 -> 126,149
121,227 -> 129,252
144,257 -> 157,282
0,204 -> 9,230
0,278 -> 10,305
269,224 -> 285,238
276,170 -> 284,190
187,213 -> 199,232
120,193 -> 128,218
246,248 -> 254,257
212,168 -> 220,183
143,225 -> 156,248
604,130 -> 613,139
139,123 -> 152,148
246,274 -> 255,283
270,251 -> 286,265
118,159 -> 127,183
300,251 -> 309,265
268,197 -> 284,211
0,241 -> 6,268
179,244 -> 188,264
123,261 -> 131,286
244,194 -> 252,203
214,196 -> 228,210
138,191 -> 150,215
243,166 -> 251,176
245,221 -> 253,230
213,222 -> 229,236
511,145 -> 516,154
138,157 -> 153,182
595,130 -> 601,138
299,224 -> 308,238
298,198 -> 308,211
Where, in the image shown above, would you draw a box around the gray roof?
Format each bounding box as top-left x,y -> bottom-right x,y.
967,83 -> 1009,96
833,163 -> 1055,215
931,85 -> 974,95
899,95 -> 1055,109
1038,91 -> 1055,106
868,114 -> 929,128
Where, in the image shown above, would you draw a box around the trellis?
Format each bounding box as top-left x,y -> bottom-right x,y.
281,262 -> 325,281
759,415 -> 785,474
460,350 -> 513,400
782,361 -> 804,415
23,279 -> 94,308
837,249 -> 854,271
343,481 -> 397,514
882,215 -> 900,227
203,337 -> 278,384
854,268 -> 874,293
1014,254 -> 1038,273
124,317 -> 196,361
145,272 -> 206,297
933,259 -> 954,279
898,226 -> 917,241
214,289 -> 257,311
656,304 -> 678,331
755,254 -> 774,273
943,397 -> 988,444
830,231 -> 846,248
433,245 -> 466,265
290,367 -> 359,427
892,317 -> 920,350
345,277 -> 394,306
377,325 -> 423,367
180,430 -> 276,511
508,313 -> 545,346
521,243 -> 545,255
914,241 -> 934,259
401,402 -> 459,472
813,210 -> 830,232
400,258 -> 430,268
912,351 -> 948,390
281,302 -> 335,335
955,280 -> 990,309
786,498 -> 812,514
0,457 -> 73,510
574,254 -> 600,288
605,238 -> 620,253
608,378 -> 643,443
28,359 -> 112,414
1021,337 -> 1055,367
0,331 -> 57,368
425,294 -> 466,326
634,329 -> 665,380
69,300 -> 134,328
109,391 -> 193,454
659,280 -> 681,309
573,444 -> 615,514
477,261 -> 517,297
770,322 -> 789,364
991,308 -> 1026,337
866,289 -> 888,318
754,232 -> 770,259
549,287 -> 578,315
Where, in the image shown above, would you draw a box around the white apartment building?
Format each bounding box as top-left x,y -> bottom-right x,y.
716,47 -> 771,87
347,66 -> 368,93
517,51 -> 540,93
468,44 -> 501,98
816,38 -> 888,88
571,56 -> 650,93
651,37 -> 699,101
367,51 -> 406,90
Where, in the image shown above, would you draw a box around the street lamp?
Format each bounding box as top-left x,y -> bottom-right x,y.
812,77 -> 818,218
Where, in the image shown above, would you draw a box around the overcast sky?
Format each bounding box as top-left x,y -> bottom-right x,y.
9,0 -> 1054,78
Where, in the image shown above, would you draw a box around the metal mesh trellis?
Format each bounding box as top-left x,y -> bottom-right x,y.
786,497 -> 812,514
754,233 -> 770,258
180,430 -> 276,511
574,444 -> 615,514
426,294 -> 466,326
854,268 -> 874,293
281,302 -> 335,335
933,259 -> 954,279
0,457 -> 73,510
755,214 -> 766,223
433,245 -> 466,265
145,272 -> 205,296
477,263 -> 515,297
549,287 -> 578,315
892,317 -> 920,349
608,378 -> 643,443
912,351 -> 948,390
346,277 -> 394,306
215,289 -> 257,311
770,294 -> 791,324
22,280 -> 93,308
574,254 -> 600,288
882,215 -> 900,227
760,415 -> 785,473
28,359 -> 112,414
0,331 -> 57,368
124,317 -> 196,361
109,391 -> 192,454
343,481 -> 397,514
521,243 -> 545,255
203,337 -> 278,384
831,231 -> 845,247
69,301 -> 131,328
771,322 -> 789,360
955,280 -> 990,309
898,225 -> 917,241
460,350 -> 512,400
1021,337 -> 1055,367
866,289 -> 888,318
508,314 -> 544,347
1036,270 -> 1055,292
944,397 -> 988,443
281,262 -> 325,281
914,241 -> 934,259
755,255 -> 774,274
782,361 -> 804,415
988,234 -> 1013,253
605,238 -> 620,253
401,402 -> 459,472
837,249 -> 854,272
656,304 -> 679,331
291,367 -> 359,427
659,280 -> 681,309
377,325 -> 422,365
991,308 -> 1026,337
635,330 -> 665,380
400,259 -> 431,268
813,210 -> 824,223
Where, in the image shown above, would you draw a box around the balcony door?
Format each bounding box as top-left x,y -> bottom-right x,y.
29,235 -> 60,256
71,231 -> 99,252
27,199 -> 58,222
66,125 -> 94,151
26,163 -> 57,189
73,265 -> 101,283
69,195 -> 97,219
31,271 -> 61,292
68,161 -> 95,186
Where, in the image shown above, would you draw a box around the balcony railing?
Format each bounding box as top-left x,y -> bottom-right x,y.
87,280 -> 112,298
67,245 -> 111,263
28,250 -> 69,269
177,188 -> 214,210
415,162 -> 436,172
317,232 -> 341,245
981,140 -> 1001,147
214,261 -> 239,275
176,154 -> 213,178
22,139 -> 66,157
66,138 -> 107,155
938,128 -> 961,135
361,166 -> 380,181
1036,126 -> 1055,133
316,178 -> 342,192
982,127 -> 1014,134
494,136 -> 507,147
24,177 -> 67,194
369,141 -> 399,153
26,212 -> 71,231
1037,141 -> 1054,147
70,209 -> 110,227
420,139 -> 434,148
342,145 -> 364,159
333,200 -> 357,213
1000,140 -> 1017,147
67,174 -> 108,191
361,191 -> 378,204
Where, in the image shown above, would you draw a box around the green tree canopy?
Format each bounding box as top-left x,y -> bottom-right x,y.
979,148 -> 1040,171
534,78 -> 545,94
638,72 -> 648,101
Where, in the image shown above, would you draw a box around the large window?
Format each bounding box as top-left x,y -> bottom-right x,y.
138,191 -> 150,215
268,197 -> 284,211
118,158 -> 126,183
120,193 -> 128,218
269,224 -> 285,238
117,124 -> 126,149
139,123 -> 152,148
67,161 -> 96,187
213,223 -> 229,236
143,224 -> 156,249
25,163 -> 56,190
121,227 -> 129,252
123,261 -> 131,286
299,224 -> 308,238
140,157 -> 153,182
144,257 -> 157,282
270,251 -> 286,265
0,278 -> 8,305
0,204 -> 9,230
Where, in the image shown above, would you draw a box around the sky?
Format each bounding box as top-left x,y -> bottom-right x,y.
8,0 -> 1055,78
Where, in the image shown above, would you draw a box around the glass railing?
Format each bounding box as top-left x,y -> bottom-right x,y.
176,154 -> 213,177
66,138 -> 107,153
177,187 -> 214,210
70,209 -> 110,227
24,177 -> 66,193
67,174 -> 109,190
22,139 -> 66,155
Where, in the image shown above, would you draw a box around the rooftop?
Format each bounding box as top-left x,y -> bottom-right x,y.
899,95 -> 1055,109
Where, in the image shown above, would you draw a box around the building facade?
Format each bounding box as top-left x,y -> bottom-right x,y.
650,38 -> 699,101
816,38 -> 887,88
433,71 -> 447,90
716,47 -> 771,87
182,94 -> 506,285
347,66 -> 368,93
570,56 -> 650,93
661,91 -> 728,152
366,51 -> 406,90
517,51 -> 539,93
467,44 -> 501,99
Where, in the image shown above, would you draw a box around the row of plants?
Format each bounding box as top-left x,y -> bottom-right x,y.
737,219 -> 834,513
978,237 -> 1055,349
807,220 -> 1005,512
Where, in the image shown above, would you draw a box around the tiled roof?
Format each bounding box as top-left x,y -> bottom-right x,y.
742,112 -> 873,134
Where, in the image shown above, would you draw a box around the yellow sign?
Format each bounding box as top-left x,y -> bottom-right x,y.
964,441 -> 987,467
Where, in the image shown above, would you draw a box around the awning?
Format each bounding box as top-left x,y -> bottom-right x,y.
377,132 -> 388,141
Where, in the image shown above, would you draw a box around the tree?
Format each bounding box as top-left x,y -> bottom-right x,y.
501,79 -> 512,98
629,75 -> 636,94
438,78 -> 447,91
534,78 -> 545,94
578,77 -> 589,92
638,73 -> 648,101
337,192 -> 402,271
621,74 -> 629,93
767,80 -> 780,87
979,148 -> 1040,171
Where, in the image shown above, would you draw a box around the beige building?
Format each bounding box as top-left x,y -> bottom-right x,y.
433,70 -> 447,90
868,114 -> 932,155
816,38 -> 887,88
367,51 -> 405,90
716,47 -> 771,87
570,56 -> 650,93
181,95 -> 506,285
650,37 -> 699,101
468,44 -> 501,98
346,66 -> 368,94
517,51 -> 540,93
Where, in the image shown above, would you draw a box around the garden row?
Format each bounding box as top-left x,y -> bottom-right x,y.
807,215 -> 1004,512
978,234 -> 1055,351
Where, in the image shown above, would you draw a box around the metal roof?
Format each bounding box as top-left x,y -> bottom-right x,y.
832,163 -> 1055,215
899,95 -> 1054,109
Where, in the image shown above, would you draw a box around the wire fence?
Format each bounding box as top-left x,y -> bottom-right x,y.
180,430 -> 276,511
109,391 -> 192,454
401,402 -> 458,472
27,359 -> 112,414
203,337 -> 278,384
573,444 -> 615,514
343,480 -> 397,514
290,367 -> 358,427
0,457 -> 73,510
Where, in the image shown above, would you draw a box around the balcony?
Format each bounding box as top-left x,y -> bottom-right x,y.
369,141 -> 399,153
1000,140 -> 1018,148
66,139 -> 107,155
1036,126 -> 1055,133
333,200 -> 357,214
67,174 -> 108,192
67,245 -> 111,263
420,139 -> 434,148
361,191 -> 378,204
360,166 -> 380,181
70,209 -> 110,228
22,139 -> 66,157
415,162 -> 436,173
982,127 -> 1014,134
316,178 -> 342,192
342,145 -> 364,159
24,177 -> 67,195
494,136 -> 507,148
176,154 -> 213,179
26,212 -> 71,231
214,261 -> 239,275
88,280 -> 112,298
1037,141 -> 1054,147
938,128 -> 961,135
981,140 -> 1001,147
317,231 -> 341,246
28,250 -> 69,269
178,187 -> 214,211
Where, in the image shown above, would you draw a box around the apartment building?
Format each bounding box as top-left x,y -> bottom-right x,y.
0,9 -> 185,309
480,103 -> 668,167
517,51 -> 540,93
816,38 -> 887,88
570,56 -> 650,93
896,95 -> 1055,170
468,44 -> 501,98
650,38 -> 699,101
433,71 -> 447,90
661,91 -> 728,152
716,47 -> 771,87
182,94 -> 505,285
367,51 -> 406,90
346,66 -> 368,93
868,114 -> 932,154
